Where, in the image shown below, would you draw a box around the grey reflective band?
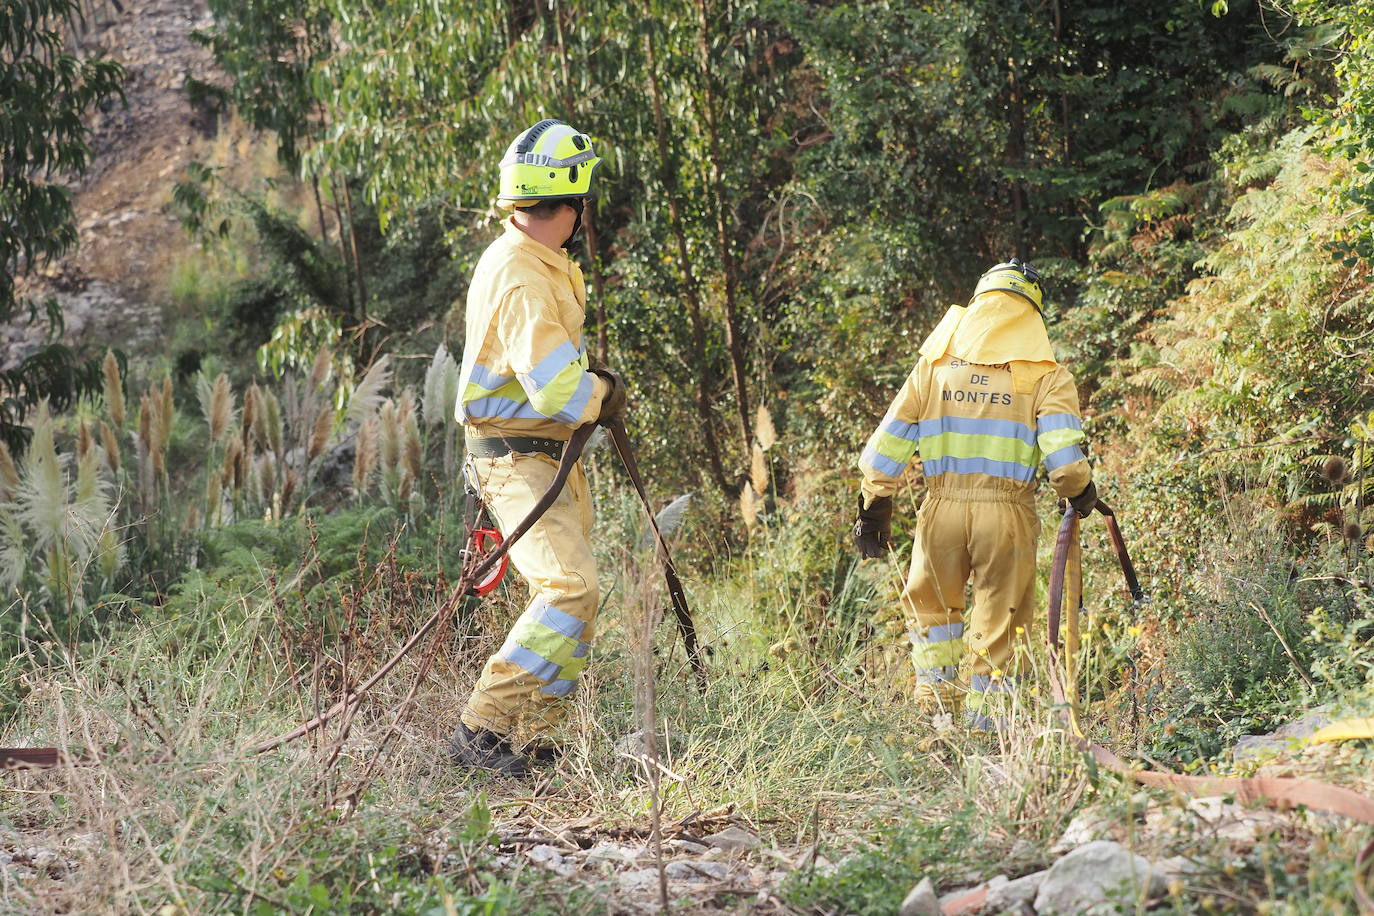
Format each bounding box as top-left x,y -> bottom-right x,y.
502,149 -> 598,169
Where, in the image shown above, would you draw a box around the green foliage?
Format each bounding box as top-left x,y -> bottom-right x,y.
189,0 -> 332,174
1288,0 -> 1374,266
782,813 -> 974,916
0,0 -> 125,447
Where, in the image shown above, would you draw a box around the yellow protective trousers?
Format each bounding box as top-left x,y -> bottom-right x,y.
460,451 -> 598,744
902,486 -> 1038,727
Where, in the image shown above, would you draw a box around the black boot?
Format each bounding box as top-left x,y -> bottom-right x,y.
446,723 -> 531,777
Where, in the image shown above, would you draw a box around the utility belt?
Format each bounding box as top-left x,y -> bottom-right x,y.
465,435 -> 568,462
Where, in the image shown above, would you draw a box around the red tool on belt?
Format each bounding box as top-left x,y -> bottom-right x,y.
464,524 -> 508,597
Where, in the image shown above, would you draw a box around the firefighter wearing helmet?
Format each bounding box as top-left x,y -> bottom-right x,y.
853,260 -> 1097,730
448,119 -> 624,775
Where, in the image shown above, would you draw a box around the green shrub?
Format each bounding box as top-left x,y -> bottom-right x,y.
782,812 -> 974,916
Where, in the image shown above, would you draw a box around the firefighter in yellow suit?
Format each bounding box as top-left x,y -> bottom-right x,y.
853,260 -> 1097,729
448,120 -> 624,775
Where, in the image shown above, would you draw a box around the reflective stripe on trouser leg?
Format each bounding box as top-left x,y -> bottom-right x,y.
900,499 -> 972,693
909,622 -> 964,685
461,451 -> 598,742
962,498 -> 1037,729
966,673 -> 1017,731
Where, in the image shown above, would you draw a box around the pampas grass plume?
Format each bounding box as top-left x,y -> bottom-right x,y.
102,350 -> 125,427
402,395 -> 422,482
263,390 -> 284,458
739,481 -> 759,528
750,442 -> 769,496
159,378 -> 174,452
755,404 -> 777,451
281,467 -> 298,509
223,433 -> 243,491
0,441 -> 19,500
209,373 -> 233,444
243,383 -> 261,439
308,347 -> 333,392
347,356 -> 392,426
379,400 -> 400,474
100,421 -> 121,475
354,415 -> 379,497
307,405 -> 332,466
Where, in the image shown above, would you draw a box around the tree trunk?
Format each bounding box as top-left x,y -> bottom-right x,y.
1007,56 -> 1028,259
552,0 -> 609,366
694,0 -> 752,455
644,29 -> 734,496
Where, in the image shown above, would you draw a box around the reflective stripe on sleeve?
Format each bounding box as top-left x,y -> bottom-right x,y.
880,415 -> 921,442
1036,414 -> 1085,458
1043,444 -> 1086,471
860,443 -> 911,478
522,349 -> 595,423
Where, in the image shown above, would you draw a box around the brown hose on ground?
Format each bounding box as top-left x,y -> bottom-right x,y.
1046,503 -> 1374,913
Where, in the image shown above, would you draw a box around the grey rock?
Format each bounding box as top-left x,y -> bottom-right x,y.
526,844 -> 565,869
703,826 -> 761,853
1233,708 -> 1333,760
584,842 -> 648,868
665,859 -> 729,882
1034,841 -> 1165,916
1155,855 -> 1207,879
616,869 -> 660,893
899,876 -> 940,916
1052,806 -> 1121,853
614,729 -> 686,759
668,839 -> 710,855
987,870 -> 1048,912
1163,796 -> 1287,842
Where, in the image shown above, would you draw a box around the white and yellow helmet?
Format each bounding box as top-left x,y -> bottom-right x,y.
498,119 -> 601,206
971,258 -> 1044,312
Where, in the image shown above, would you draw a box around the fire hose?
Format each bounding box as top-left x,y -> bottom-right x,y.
1,417 -> 706,769
1046,501 -> 1374,913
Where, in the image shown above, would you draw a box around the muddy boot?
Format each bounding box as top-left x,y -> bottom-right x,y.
447,723 -> 532,777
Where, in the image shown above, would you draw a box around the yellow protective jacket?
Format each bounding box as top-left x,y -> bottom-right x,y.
457,218 -> 609,439
859,293 -> 1091,504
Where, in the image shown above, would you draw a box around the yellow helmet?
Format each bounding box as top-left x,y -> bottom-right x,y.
498,119 -> 601,206
972,258 -> 1044,312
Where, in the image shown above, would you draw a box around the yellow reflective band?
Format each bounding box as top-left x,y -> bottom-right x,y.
869,429 -> 919,465
527,355 -> 588,418
464,377 -> 527,403
911,637 -> 964,669
920,431 -> 1038,467
508,620 -> 578,664
1038,426 -> 1085,455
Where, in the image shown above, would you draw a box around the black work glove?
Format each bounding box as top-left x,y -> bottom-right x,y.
593,369 -> 627,425
852,495 -> 893,558
1068,481 -> 1099,518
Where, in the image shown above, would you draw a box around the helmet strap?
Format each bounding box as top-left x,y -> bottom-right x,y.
563,197 -> 586,249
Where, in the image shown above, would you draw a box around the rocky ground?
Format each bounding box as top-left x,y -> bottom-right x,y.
2,703 -> 1368,913
3,0 -> 219,371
